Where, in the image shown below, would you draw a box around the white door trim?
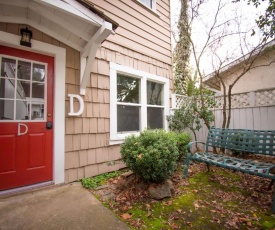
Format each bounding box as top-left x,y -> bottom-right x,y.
0,31 -> 66,185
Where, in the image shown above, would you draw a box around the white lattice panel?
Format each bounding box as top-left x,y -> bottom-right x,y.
231,93 -> 250,107
172,94 -> 187,109
176,96 -> 185,108
215,96 -> 223,109
173,88 -> 275,110
255,89 -> 275,106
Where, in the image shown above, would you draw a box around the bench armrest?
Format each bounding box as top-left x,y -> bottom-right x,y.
187,141 -> 206,154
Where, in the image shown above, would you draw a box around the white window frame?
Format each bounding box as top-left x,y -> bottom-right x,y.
110,62 -> 169,145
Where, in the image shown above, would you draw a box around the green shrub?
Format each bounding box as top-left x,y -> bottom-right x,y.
81,171 -> 122,189
169,132 -> 192,160
120,129 -> 179,182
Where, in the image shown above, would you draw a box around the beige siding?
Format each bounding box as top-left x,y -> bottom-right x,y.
221,50 -> 275,94
0,0 -> 173,183
64,41 -> 173,182
157,0 -> 170,19
90,0 -> 172,65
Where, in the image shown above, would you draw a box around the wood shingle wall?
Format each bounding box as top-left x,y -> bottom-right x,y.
64,0 -> 173,182
0,0 -> 173,183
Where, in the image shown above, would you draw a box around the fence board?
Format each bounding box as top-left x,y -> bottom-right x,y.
252,107 -> 261,130
172,89 -> 275,142
245,108 -> 254,129
260,107 -> 269,130
192,106 -> 275,142
232,109 -> 239,129
267,107 -> 275,130
214,110 -> 222,127
239,109 -> 247,129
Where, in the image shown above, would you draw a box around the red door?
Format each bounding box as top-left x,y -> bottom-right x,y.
0,46 -> 54,190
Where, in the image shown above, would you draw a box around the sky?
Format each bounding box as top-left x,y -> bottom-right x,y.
170,0 -> 269,75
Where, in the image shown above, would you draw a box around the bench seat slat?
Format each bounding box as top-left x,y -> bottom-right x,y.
191,152 -> 275,179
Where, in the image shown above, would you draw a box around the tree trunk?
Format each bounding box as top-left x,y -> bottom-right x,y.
226,85 -> 233,128
221,88 -> 227,129
191,129 -> 199,150
199,76 -> 211,129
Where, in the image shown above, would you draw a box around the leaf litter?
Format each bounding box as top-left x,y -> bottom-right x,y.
87,156 -> 275,229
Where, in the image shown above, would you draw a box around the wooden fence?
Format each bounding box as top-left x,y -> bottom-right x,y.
172,87 -> 275,142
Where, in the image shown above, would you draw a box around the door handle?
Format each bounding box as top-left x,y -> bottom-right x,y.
46,121 -> 53,129
18,123 -> 28,136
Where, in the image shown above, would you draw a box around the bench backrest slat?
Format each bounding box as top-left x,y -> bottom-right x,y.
206,127 -> 275,156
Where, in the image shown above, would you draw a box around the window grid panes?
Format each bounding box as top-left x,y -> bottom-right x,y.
147,81 -> 164,129
147,107 -> 163,129
110,62 -> 169,142
117,105 -> 140,133
147,81 -> 163,105
116,74 -> 165,133
117,74 -> 141,133
0,56 -> 46,121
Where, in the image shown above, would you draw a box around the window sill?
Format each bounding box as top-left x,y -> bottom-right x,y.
109,132 -> 140,145
132,0 -> 160,18
109,139 -> 124,145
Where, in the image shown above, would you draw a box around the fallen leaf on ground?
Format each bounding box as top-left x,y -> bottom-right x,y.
170,222 -> 179,229
194,202 -> 200,209
121,213 -> 132,220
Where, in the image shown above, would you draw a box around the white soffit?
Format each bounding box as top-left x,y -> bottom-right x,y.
0,0 -> 117,95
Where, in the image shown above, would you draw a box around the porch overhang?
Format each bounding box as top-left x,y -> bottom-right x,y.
0,0 -> 118,95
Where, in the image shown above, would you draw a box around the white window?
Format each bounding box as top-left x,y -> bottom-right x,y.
138,0 -> 156,11
110,62 -> 169,144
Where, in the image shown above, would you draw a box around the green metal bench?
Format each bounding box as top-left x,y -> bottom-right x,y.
184,127 -> 275,212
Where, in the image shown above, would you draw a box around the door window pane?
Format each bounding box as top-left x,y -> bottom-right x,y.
31,104 -> 44,120
147,107 -> 163,129
0,100 -> 14,120
1,58 -> 16,78
0,56 -> 47,121
117,74 -> 140,103
17,80 -> 30,99
17,61 -> 31,80
0,78 -> 15,99
147,81 -> 163,105
33,64 -> 45,82
16,100 -> 29,120
117,105 -> 140,132
32,82 -> 45,100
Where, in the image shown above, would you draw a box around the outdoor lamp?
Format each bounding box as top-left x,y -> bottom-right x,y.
20,27 -> 32,47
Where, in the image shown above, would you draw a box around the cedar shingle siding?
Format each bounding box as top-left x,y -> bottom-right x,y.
0,0 -> 172,183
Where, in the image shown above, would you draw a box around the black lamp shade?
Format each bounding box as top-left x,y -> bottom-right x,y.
20,27 -> 32,47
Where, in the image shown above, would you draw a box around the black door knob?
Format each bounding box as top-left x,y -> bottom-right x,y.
46,121 -> 53,129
